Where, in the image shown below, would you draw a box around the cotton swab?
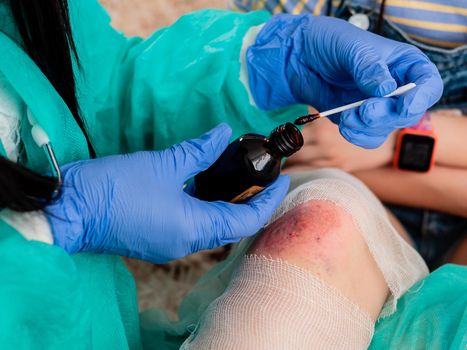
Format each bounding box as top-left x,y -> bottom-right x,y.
294,83 -> 416,125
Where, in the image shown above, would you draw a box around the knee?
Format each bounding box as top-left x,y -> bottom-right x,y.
248,200 -> 365,275
248,199 -> 388,319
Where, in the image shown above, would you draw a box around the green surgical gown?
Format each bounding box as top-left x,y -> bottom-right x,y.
0,0 -> 303,348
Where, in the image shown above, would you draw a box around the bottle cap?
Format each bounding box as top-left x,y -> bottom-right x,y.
269,123 -> 304,157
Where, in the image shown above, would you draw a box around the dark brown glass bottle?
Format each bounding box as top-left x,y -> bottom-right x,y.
194,123 -> 304,203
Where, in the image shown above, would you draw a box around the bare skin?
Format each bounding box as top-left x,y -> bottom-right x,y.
248,200 -> 388,321
386,209 -> 413,246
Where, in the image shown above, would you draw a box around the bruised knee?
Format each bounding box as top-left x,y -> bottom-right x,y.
248,199 -> 388,319
249,200 -> 363,274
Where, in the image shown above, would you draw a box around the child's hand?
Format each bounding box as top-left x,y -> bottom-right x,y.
284,117 -> 396,173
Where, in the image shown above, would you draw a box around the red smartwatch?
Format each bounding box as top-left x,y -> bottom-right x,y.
393,113 -> 437,172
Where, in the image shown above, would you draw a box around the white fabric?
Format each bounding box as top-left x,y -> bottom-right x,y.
182,255 -> 374,350
180,169 -> 428,349
0,209 -> 53,244
239,24 -> 264,107
0,72 -> 53,244
0,72 -> 22,161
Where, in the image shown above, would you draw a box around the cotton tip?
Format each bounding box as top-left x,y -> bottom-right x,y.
31,125 -> 50,147
299,83 -> 418,120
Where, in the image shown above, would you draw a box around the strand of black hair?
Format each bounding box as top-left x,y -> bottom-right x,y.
1,0 -> 94,212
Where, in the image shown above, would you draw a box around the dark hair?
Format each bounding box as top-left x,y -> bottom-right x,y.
376,0 -> 387,34
0,0 -> 95,212
0,157 -> 57,212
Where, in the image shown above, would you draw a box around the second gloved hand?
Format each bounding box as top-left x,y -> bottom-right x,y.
46,124 -> 289,263
247,14 -> 443,148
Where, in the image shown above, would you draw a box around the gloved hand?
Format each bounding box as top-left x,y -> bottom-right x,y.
46,124 -> 289,263
247,14 -> 443,148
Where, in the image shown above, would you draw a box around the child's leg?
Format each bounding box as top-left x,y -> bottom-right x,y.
181,169 -> 428,350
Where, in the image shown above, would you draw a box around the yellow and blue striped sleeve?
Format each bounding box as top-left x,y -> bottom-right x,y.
377,0 -> 467,48
230,0 -> 330,15
230,0 -> 467,48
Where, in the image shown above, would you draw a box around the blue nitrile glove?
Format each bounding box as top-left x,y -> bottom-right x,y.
46,124 -> 289,263
247,14 -> 443,148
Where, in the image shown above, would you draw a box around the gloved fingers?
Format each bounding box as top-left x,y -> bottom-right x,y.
294,69 -> 363,117
387,46 -> 442,119
357,97 -> 397,127
355,97 -> 419,130
348,45 -> 397,98
339,111 -> 391,149
173,123 -> 232,181
340,108 -> 395,135
289,64 -> 329,109
204,175 -> 290,247
394,61 -> 443,122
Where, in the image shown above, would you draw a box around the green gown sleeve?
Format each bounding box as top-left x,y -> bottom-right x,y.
70,0 -> 306,156
0,220 -> 142,349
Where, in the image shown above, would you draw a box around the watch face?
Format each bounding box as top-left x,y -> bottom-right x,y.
398,134 -> 435,172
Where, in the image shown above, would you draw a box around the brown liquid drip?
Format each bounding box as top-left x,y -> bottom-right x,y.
294,113 -> 320,126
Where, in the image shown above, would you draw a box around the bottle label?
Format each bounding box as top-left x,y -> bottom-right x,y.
230,185 -> 265,203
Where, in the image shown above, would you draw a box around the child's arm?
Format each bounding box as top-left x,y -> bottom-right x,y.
431,110 -> 467,168
354,110 -> 467,217
354,166 -> 467,217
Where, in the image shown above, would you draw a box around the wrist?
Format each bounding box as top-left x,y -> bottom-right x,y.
386,130 -> 399,161
359,130 -> 398,170
45,186 -> 87,254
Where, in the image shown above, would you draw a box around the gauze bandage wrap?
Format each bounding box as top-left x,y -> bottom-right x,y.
182,256 -> 374,350
181,169 -> 428,349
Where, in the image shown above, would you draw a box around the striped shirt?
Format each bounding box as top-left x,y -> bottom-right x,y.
231,0 -> 467,48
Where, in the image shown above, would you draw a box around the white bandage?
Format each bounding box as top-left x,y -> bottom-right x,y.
180,169 -> 428,349
181,255 -> 374,350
